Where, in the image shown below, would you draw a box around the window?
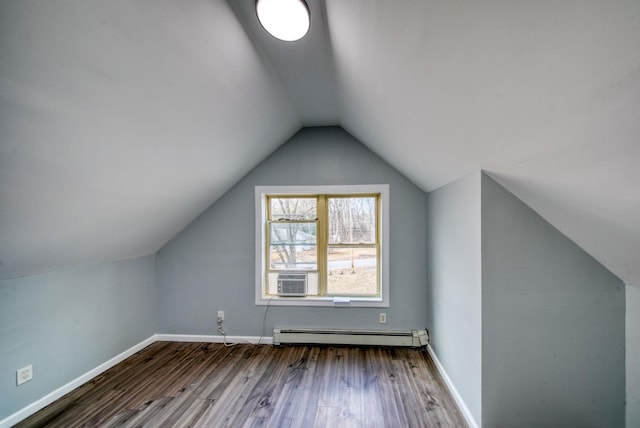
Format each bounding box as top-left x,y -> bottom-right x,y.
255,185 -> 389,307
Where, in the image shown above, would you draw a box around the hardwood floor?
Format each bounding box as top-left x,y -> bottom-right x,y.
15,342 -> 467,427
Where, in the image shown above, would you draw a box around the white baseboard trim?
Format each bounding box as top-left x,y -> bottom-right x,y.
154,333 -> 273,345
427,344 -> 479,428
0,336 -> 156,428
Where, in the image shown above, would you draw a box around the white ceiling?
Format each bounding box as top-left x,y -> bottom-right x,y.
1,0 -> 639,285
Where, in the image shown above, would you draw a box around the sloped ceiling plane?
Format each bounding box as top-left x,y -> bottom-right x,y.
1,0 -> 639,286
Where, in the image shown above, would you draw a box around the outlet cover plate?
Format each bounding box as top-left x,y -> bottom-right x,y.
17,365 -> 33,386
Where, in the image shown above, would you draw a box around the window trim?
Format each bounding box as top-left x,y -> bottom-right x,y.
255,185 -> 389,307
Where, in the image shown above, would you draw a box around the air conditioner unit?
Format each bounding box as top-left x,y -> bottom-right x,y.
277,272 -> 307,296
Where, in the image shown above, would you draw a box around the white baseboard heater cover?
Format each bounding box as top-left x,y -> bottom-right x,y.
273,328 -> 429,347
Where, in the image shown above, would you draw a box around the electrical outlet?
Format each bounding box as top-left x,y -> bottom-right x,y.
17,365 -> 33,386
217,311 -> 224,323
379,313 -> 387,324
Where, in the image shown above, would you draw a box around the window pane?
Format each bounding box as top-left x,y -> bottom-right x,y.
270,197 -> 316,221
270,223 -> 317,245
270,223 -> 317,270
328,197 -> 376,244
327,246 -> 377,295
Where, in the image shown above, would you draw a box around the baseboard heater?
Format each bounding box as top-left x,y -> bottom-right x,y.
273,328 -> 429,348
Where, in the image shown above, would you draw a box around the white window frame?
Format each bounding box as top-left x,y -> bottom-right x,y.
255,184 -> 389,307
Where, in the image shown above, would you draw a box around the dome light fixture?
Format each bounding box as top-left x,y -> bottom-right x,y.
256,0 -> 310,42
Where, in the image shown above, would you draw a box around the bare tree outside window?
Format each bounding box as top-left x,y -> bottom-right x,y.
269,198 -> 317,270
328,197 -> 376,244
327,197 -> 378,295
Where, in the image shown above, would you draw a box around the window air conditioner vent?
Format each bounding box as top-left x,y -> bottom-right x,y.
277,272 -> 307,296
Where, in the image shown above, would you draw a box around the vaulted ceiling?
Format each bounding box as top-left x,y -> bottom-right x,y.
1,0 -> 639,285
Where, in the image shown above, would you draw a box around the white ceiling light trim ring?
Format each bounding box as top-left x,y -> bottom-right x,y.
256,0 -> 310,42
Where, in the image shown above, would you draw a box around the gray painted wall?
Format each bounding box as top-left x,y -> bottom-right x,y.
0,256 -> 156,420
481,173 -> 625,427
156,126 -> 429,335
628,284 -> 640,427
426,171 -> 482,425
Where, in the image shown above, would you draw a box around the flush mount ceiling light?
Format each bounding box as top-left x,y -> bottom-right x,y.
256,0 -> 310,42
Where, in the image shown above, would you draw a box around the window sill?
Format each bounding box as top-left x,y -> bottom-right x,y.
255,295 -> 388,308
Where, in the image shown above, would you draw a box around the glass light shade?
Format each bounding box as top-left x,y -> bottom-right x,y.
256,0 -> 310,42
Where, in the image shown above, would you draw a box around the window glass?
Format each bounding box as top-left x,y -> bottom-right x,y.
269,223 -> 317,270
327,246 -> 378,295
328,197 -> 376,244
270,197 -> 316,221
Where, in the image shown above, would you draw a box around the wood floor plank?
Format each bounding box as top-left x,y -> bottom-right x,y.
369,348 -> 403,427
241,416 -> 268,427
317,346 -> 342,408
230,346 -> 287,422
286,345 -> 320,427
15,342 -> 468,428
246,346 -> 299,420
171,397 -> 215,428
262,346 -> 310,428
299,346 -> 327,427
199,345 -> 274,427
102,408 -> 138,427
359,348 -> 386,428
